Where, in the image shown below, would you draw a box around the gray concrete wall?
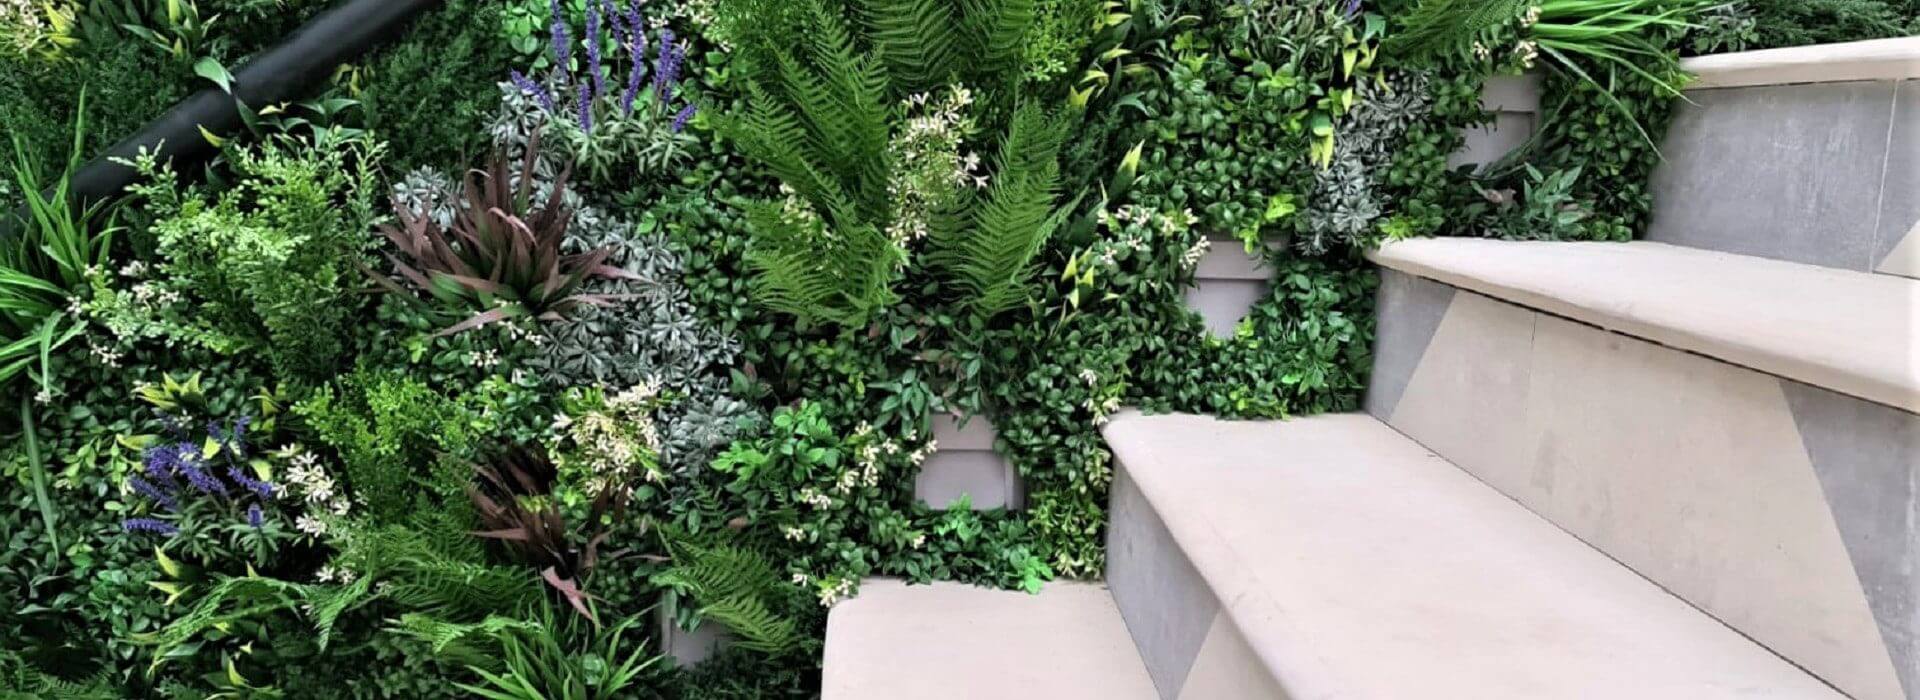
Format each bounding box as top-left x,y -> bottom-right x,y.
915,414 -> 1022,510
1649,79 -> 1919,279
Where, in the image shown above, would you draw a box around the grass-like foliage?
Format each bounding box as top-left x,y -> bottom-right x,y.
394,601 -> 662,700
374,132 -> 632,336
1386,0 -> 1714,145
1,95 -> 115,397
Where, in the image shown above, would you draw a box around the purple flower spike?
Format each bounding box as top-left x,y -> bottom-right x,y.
578,82 -> 594,131
671,103 -> 696,133
586,0 -> 604,96
549,0 -> 571,66
227,465 -> 276,499
179,461 -> 227,497
622,56 -> 646,116
143,443 -> 183,482
653,28 -> 677,99
121,518 -> 179,536
603,0 -> 627,56
247,504 -> 264,529
129,477 -> 179,512
1343,0 -> 1362,18
511,69 -> 556,113
626,0 -> 644,48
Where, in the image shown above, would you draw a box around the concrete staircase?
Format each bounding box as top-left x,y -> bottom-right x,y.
820,38 -> 1920,700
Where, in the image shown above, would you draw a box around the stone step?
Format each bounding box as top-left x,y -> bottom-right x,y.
1652,38 -> 1919,277
1370,238 -> 1920,413
1367,239 -> 1918,700
1102,411 -> 1843,700
822,579 -> 1158,700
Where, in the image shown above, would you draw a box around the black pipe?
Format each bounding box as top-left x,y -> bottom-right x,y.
5,0 -> 442,234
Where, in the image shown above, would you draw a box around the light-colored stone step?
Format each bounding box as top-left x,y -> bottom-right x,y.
1103,411 -> 1843,700
1369,238 -> 1920,412
1366,250 -> 1918,699
822,579 -> 1158,700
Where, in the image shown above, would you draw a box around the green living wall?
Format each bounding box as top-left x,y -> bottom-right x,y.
0,0 -> 1880,696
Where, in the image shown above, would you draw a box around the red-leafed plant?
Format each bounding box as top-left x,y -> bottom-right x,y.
467,447 -> 632,622
374,132 -> 632,336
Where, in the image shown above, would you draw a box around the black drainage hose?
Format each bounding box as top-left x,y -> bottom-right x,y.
4,0 -> 443,236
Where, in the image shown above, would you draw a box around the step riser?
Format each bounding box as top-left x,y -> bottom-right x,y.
1370,269 -> 1919,700
1107,471 -> 1286,700
1649,78 -> 1918,279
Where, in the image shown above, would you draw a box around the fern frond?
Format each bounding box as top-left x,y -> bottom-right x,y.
962,0 -> 1038,74
655,537 -> 810,656
1385,0 -> 1528,63
859,0 -> 963,92
927,103 -> 1073,318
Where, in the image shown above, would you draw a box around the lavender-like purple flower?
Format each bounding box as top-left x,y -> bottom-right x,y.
178,461 -> 227,497
129,476 -> 179,512
671,103 -> 696,133
144,443 -> 186,483
1342,0 -> 1362,19
511,69 -> 556,113
622,57 -> 647,116
586,0 -> 605,97
625,0 -> 644,50
121,518 -> 179,536
247,504 -> 264,529
653,28 -> 678,102
578,82 -> 594,131
602,0 -> 626,50
227,465 -> 277,500
549,0 -> 571,67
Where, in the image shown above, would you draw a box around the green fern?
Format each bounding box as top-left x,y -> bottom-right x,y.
859,0 -> 964,92
962,0 -> 1040,74
927,103 -> 1076,318
1385,0 -> 1527,63
655,537 -> 810,656
0,652 -> 119,700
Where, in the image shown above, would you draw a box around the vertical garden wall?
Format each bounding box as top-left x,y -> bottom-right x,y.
0,0 -> 1908,697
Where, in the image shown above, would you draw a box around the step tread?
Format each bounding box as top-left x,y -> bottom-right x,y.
823,579 -> 1158,700
1103,411 -> 1844,699
1370,239 -> 1920,414
1681,36 -> 1920,89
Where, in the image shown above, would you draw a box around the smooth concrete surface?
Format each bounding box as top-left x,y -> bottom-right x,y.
1648,80 -> 1898,270
1369,239 -> 1920,414
1107,471 -> 1223,698
822,579 -> 1157,700
1880,81 -> 1919,279
1389,294 -> 1906,700
1785,381 -> 1920,696
1376,275 -> 1916,700
1450,73 -> 1540,169
1101,411 -> 1842,699
915,414 -> 1022,510
1364,269 -> 1455,420
1186,239 -> 1273,338
656,606 -> 732,667
1682,37 -> 1920,90
1176,615 -> 1288,700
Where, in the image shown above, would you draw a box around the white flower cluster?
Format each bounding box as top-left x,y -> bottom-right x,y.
797,487 -> 834,509
314,564 -> 358,584
884,86 -> 979,247
556,380 -> 668,497
816,575 -> 856,607
1513,40 -> 1539,69
838,422 -> 934,496
0,0 -> 44,52
282,447 -> 353,536
1092,206 -> 1199,269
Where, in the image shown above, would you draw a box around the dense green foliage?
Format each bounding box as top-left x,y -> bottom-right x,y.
0,0 -> 1875,696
